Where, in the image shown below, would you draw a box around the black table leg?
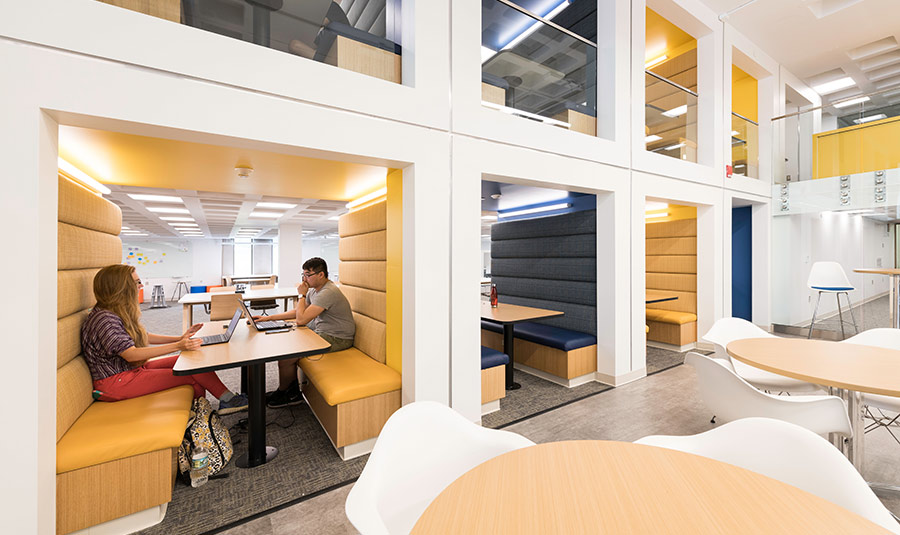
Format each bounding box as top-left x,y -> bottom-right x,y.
504,324 -> 520,390
236,362 -> 277,468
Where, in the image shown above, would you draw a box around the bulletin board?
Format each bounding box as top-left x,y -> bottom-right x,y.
123,241 -> 192,279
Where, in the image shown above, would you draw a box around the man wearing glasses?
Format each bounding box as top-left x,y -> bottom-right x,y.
257,257 -> 355,408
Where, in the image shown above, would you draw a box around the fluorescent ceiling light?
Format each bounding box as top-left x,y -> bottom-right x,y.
662,105 -> 687,118
731,130 -> 740,136
645,55 -> 668,69
645,134 -> 662,143
58,158 -> 111,195
159,216 -> 194,221
301,230 -> 315,234
481,46 -> 498,63
147,206 -> 190,214
169,222 -> 199,227
328,216 -> 342,221
123,232 -> 148,236
346,187 -> 388,210
481,100 -> 571,128
127,194 -> 183,203
502,203 -> 571,217
248,211 -> 284,219
121,226 -> 130,230
645,201 -> 668,211
481,215 -> 498,220
854,113 -> 887,124
663,143 -> 686,151
734,164 -> 746,168
501,1 -> 571,51
256,202 -> 296,209
813,76 -> 855,95
833,95 -> 870,108
645,212 -> 668,219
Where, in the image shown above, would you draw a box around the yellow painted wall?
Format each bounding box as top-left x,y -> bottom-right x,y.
646,204 -> 696,223
813,116 -> 900,178
645,8 -> 696,64
732,65 -> 757,122
386,169 -> 402,374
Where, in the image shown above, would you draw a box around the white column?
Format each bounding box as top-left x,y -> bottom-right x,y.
278,223 -> 303,288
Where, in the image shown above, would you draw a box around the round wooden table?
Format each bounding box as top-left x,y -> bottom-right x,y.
411,441 -> 887,534
854,268 -> 900,329
727,337 -> 900,470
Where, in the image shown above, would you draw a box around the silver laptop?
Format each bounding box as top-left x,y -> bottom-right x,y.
237,299 -> 290,332
199,309 -> 242,346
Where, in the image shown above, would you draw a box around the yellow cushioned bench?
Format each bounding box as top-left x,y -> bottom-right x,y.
645,309 -> 697,325
300,348 -> 400,406
646,218 -> 699,347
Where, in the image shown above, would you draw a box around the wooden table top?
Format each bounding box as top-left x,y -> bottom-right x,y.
727,338 -> 900,397
646,290 -> 679,304
173,320 -> 330,374
480,301 -> 563,324
178,287 -> 300,305
854,268 -> 900,276
411,441 -> 888,534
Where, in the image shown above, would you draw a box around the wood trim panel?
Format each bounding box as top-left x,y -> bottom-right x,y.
647,320 -> 697,345
646,255 -> 697,274
514,341 -> 597,380
338,200 -> 386,238
481,366 -> 506,404
646,290 -> 696,314
646,237 -> 697,255
552,109 -> 597,137
327,36 -> 401,84
481,83 -> 506,106
481,330 -> 503,352
57,448 -> 173,534
97,0 -> 181,22
303,380 -> 339,445
646,219 -> 697,238
646,273 -> 696,292
303,380 -> 400,449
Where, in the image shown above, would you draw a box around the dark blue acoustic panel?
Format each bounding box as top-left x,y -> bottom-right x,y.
732,206 -> 752,321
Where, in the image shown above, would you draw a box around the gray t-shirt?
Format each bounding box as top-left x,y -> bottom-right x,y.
306,280 -> 356,340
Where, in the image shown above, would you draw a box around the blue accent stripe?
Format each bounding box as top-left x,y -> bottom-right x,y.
811,286 -> 854,291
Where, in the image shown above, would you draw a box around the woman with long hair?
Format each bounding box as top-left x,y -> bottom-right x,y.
81,264 -> 248,414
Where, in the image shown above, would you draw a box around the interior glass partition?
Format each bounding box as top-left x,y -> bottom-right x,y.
645,72 -> 698,162
731,112 -> 758,178
771,94 -> 900,338
481,0 -> 599,137
98,0 -> 403,83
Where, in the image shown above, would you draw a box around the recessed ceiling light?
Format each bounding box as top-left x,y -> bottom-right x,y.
121,226 -> 130,230
731,130 -> 740,136
813,77 -> 855,95
256,202 -> 297,209
645,55 -> 667,69
128,194 -> 183,203
159,216 -> 195,221
833,96 -> 870,108
663,143 -> 686,151
147,207 -> 190,214
328,216 -> 341,221
853,113 -> 887,124
170,223 -> 199,227
645,134 -> 662,143
481,215 -> 498,220
248,211 -> 283,219
662,105 -> 687,118
124,233 -> 148,236
58,158 -> 111,195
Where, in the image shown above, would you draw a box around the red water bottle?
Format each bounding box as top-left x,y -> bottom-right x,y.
490,283 -> 498,308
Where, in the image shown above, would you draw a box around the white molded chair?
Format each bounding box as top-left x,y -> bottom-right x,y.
685,352 -> 851,436
636,418 -> 900,534
702,318 -> 819,393
807,261 -> 859,339
345,401 -> 535,535
843,328 -> 900,444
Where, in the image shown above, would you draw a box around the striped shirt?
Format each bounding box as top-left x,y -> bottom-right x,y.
81,308 -> 136,381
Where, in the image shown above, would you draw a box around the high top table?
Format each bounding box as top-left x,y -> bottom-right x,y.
854,268 -> 900,328
412,441 -> 888,534
178,287 -> 300,329
481,301 -> 563,390
727,337 -> 900,472
174,321 -> 330,468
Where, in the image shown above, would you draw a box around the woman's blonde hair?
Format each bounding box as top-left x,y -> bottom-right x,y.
93,264 -> 148,347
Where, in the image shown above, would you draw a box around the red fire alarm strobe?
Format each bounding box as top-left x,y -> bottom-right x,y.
726,164 -> 733,178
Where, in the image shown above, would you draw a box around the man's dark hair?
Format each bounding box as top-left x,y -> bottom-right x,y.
302,257 -> 328,278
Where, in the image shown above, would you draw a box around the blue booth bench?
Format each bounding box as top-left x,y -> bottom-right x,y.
481,346 -> 508,415
481,320 -> 597,388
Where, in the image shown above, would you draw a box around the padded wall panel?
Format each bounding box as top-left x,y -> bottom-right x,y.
491,276 -> 596,306
491,210 -> 596,240
57,357 -> 94,442
646,219 -> 696,238
339,230 -> 387,261
491,257 -> 596,282
501,295 -> 596,336
341,284 -> 386,323
491,234 -> 596,259
646,273 -> 697,292
646,255 -> 696,274
353,312 -> 386,364
58,269 -> 99,319
338,200 -> 386,237
58,175 -> 122,235
645,290 -> 697,314
58,310 -> 91,369
646,237 -> 697,255
59,223 -> 122,270
339,261 -> 387,291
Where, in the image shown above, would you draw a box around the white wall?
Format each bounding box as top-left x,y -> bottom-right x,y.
192,239 -> 223,287
278,224 -> 303,288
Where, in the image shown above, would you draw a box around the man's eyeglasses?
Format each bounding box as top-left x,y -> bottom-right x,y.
302,271 -> 321,279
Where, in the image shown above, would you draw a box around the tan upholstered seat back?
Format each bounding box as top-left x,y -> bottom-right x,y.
57,176 -> 122,442
338,201 -> 387,364
646,218 -> 697,315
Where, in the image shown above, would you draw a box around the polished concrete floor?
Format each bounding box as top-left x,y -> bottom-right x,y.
217,363 -> 900,535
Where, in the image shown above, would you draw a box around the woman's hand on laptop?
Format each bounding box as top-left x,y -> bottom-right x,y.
251,315 -> 264,321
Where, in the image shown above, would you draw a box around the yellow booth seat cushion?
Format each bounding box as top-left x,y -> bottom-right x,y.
57,385 -> 193,474
646,309 -> 698,325
299,348 -> 401,406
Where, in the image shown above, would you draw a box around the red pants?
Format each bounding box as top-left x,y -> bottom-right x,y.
93,355 -> 228,401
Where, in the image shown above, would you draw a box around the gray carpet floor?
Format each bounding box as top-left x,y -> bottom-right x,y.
806,294 -> 892,338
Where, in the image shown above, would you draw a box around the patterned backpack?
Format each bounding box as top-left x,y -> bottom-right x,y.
177,397 -> 234,479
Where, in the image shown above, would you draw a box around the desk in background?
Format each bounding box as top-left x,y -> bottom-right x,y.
179,287 -> 300,329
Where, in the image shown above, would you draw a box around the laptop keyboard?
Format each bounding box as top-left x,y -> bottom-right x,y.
201,334 -> 226,345
257,320 -> 286,329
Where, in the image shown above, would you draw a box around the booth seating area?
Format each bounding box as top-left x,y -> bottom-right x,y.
480,346 -> 508,414
646,218 -> 698,348
55,176 -> 193,534
299,200 -> 401,461
481,210 -> 598,387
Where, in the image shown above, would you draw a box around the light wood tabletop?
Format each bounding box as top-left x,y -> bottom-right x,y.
854,268 -> 900,276
412,441 -> 888,534
645,290 -> 679,304
173,320 -> 330,375
726,338 -> 900,398
178,287 -> 301,330
480,301 -> 563,324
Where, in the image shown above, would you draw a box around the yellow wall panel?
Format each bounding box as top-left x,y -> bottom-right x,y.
386,169 -> 402,374
813,116 -> 900,178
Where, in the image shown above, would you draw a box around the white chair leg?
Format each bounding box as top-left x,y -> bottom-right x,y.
808,292 -> 823,339
841,292 -> 860,335
836,293 -> 846,339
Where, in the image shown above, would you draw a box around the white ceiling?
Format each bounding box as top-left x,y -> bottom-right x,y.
700,0 -> 900,112
108,185 -> 347,241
